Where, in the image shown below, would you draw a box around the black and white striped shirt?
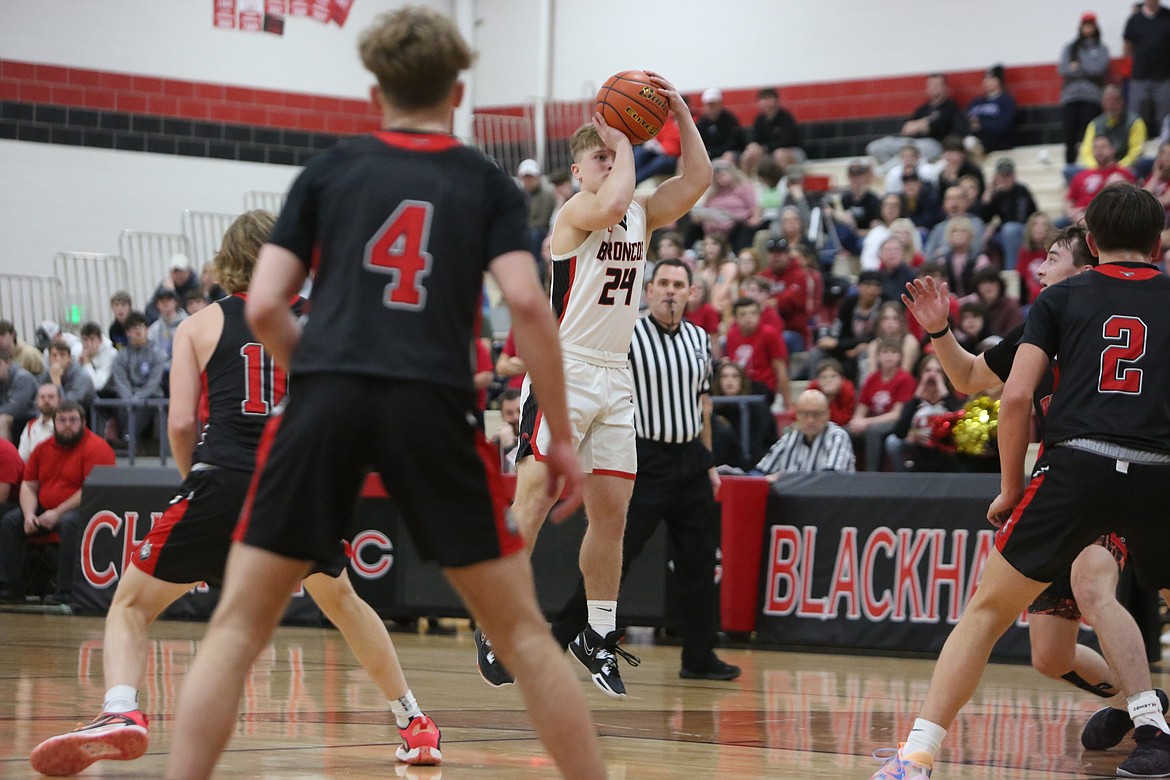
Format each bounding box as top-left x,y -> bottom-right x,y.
755,423 -> 855,474
629,315 -> 711,444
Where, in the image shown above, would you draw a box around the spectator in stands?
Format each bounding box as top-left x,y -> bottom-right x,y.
107,291 -> 132,350
740,87 -> 804,174
876,237 -> 919,311
933,136 -> 985,202
200,261 -> 226,302
724,297 -> 791,409
887,354 -> 963,473
517,158 -> 556,261
1124,0 -> 1170,136
109,311 -> 168,443
741,275 -> 785,336
34,321 -> 82,364
713,360 -> 778,465
696,233 -> 739,313
17,382 -> 58,462
847,337 -> 915,471
735,246 -> 762,283
759,236 -> 812,354
954,300 -> 993,354
1064,135 -> 1137,225
634,112 -> 682,183
0,436 -> 20,521
755,389 -> 855,479
889,218 -> 926,267
831,158 -> 881,255
1059,12 -> 1110,165
690,160 -> 759,250
808,358 -> 857,427
860,193 -> 907,271
939,217 -> 991,298
39,340 -> 94,410
0,321 -> 44,376
145,254 -> 199,324
0,347 -> 37,444
490,388 -> 522,473
810,270 -> 882,382
0,401 -> 115,605
966,65 -> 1017,153
1072,85 -> 1148,177
884,143 -> 939,195
866,74 -> 966,167
184,290 -> 209,315
907,262 -> 960,343
865,301 -> 920,378
78,322 -> 117,397
695,87 -> 744,162
901,171 -> 943,231
754,159 -> 785,231
924,186 -> 986,261
494,328 -> 526,392
146,289 -> 187,362
979,158 -> 1037,269
968,266 -> 1023,336
683,277 -> 722,338
1017,212 -> 1053,304
1142,140 -> 1170,225
655,231 -> 685,262
547,168 -> 575,230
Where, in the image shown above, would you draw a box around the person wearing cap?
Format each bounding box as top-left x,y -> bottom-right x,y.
696,87 -> 744,162
146,254 -> 200,325
1060,12 -> 1111,165
978,158 -> 1037,270
865,74 -> 966,168
965,65 -> 1017,154
516,158 -> 556,261
759,236 -> 811,356
1124,0 -> 1170,138
739,87 -> 804,175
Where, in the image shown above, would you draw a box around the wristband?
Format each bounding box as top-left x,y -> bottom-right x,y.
926,326 -> 950,340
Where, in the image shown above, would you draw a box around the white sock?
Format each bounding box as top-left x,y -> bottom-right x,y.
103,685 -> 139,714
902,718 -> 946,759
1104,692 -> 1129,710
389,690 -> 422,730
587,600 -> 617,638
1129,690 -> 1170,733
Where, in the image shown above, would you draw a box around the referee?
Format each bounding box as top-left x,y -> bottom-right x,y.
551,259 -> 741,681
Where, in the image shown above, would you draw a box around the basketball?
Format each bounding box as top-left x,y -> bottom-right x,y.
595,70 -> 670,145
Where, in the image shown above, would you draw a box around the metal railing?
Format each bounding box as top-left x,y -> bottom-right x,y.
711,394 -> 770,464
0,273 -> 67,341
51,253 -> 130,333
91,398 -> 171,467
118,231 -> 193,313
243,191 -> 287,215
180,210 -> 239,268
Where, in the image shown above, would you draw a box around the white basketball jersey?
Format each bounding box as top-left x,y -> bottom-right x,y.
549,201 -> 646,355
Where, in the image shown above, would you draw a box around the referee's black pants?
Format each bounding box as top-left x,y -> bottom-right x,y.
551,437 -> 722,672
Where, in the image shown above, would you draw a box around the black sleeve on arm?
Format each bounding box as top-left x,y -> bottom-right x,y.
982,322 -> 1025,383
1021,283 -> 1067,359
484,164 -> 533,268
268,151 -> 331,267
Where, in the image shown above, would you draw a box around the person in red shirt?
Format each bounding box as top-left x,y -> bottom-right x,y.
724,298 -> 791,408
494,328 -> 526,391
758,236 -> 811,352
1065,136 -> 1136,224
0,400 -> 115,603
0,437 -> 22,512
682,277 -> 722,337
847,338 -> 915,470
472,337 -> 493,429
808,358 -> 857,427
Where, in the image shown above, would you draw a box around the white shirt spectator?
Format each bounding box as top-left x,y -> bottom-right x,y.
18,416 -> 53,462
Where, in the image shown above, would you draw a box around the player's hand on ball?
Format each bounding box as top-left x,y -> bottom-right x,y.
644,71 -> 685,115
592,111 -> 631,151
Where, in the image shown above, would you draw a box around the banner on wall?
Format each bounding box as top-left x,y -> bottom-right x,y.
218,0 -> 352,33
213,0 -> 236,29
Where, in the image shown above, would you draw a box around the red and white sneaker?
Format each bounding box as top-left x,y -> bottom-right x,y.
30,710 -> 149,776
396,714 -> 442,766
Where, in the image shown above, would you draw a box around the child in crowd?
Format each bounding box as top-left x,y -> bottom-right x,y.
847,337 -> 915,471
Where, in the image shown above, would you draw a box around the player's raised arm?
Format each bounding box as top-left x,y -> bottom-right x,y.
555,114 -> 635,234
639,72 -> 713,233
902,277 -> 1000,393
245,244 -> 307,371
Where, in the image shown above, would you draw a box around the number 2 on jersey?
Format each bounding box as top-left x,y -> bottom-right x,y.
241,343 -> 288,415
365,200 -> 434,310
598,267 -> 637,306
1098,315 -> 1147,394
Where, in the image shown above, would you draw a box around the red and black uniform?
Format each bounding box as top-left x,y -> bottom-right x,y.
236,130 -> 526,569
131,295 -> 343,587
994,263 -> 1170,591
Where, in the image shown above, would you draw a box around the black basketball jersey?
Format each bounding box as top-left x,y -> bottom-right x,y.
983,322 -> 1057,436
1022,262 -> 1170,453
193,294 -> 291,472
268,130 -> 529,391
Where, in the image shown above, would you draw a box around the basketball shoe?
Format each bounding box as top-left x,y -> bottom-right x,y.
569,627 -> 640,698
473,629 -> 514,687
1082,689 -> 1170,750
1117,725 -> 1170,778
868,746 -> 933,779
29,710 -> 149,776
396,714 -> 442,766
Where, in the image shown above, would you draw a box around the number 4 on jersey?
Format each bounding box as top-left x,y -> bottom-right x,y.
365,200 -> 434,310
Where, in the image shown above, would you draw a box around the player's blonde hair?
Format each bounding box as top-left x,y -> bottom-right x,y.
359,6 -> 473,110
570,124 -> 605,161
214,210 -> 276,294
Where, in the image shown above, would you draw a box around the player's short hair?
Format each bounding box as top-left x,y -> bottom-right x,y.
80,321 -> 102,339
358,6 -> 473,110
570,124 -> 605,161
215,210 -> 276,294
651,257 -> 693,285
1048,224 -> 1097,268
1085,183 -> 1164,256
